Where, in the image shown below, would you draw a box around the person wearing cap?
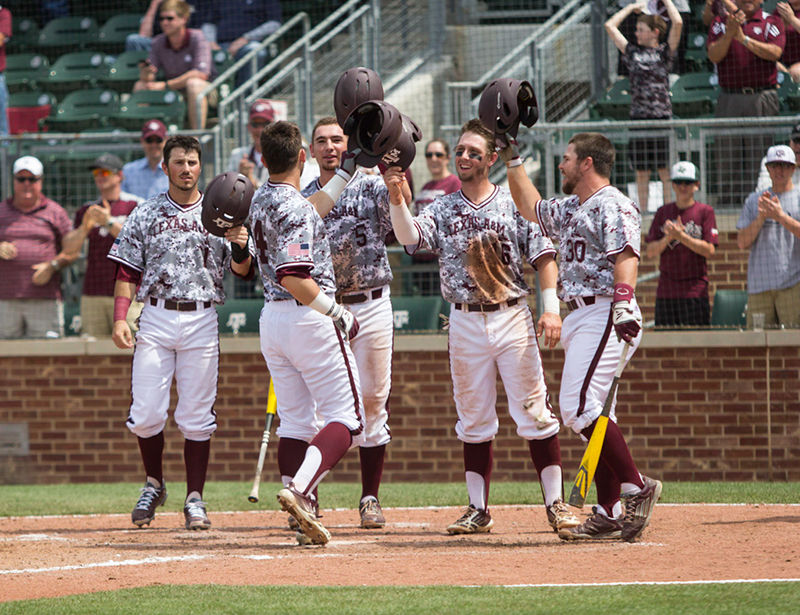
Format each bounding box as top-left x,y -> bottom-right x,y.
707,0 -> 785,207
0,156 -> 76,339
0,6 -> 11,135
62,154 -> 144,338
646,161 -> 719,327
737,144 -> 800,328
226,99 -> 275,188
755,124 -> 800,192
121,120 -> 170,200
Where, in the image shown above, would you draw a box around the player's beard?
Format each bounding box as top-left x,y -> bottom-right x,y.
561,167 -> 581,195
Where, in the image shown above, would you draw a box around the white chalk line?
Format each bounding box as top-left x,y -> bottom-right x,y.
0,554 -> 207,575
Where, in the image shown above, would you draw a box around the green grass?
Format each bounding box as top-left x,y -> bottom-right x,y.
2,582 -> 799,615
1,481 -> 798,517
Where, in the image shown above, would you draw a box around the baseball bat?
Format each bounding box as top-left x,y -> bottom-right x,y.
248,378 -> 278,503
568,344 -> 631,509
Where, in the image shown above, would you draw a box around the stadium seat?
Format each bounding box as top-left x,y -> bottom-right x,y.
113,89 -> 186,130
7,92 -> 57,134
37,16 -> 100,60
43,88 -> 120,132
710,290 -> 748,328
63,302 -> 83,337
684,33 -> 711,73
589,78 -> 631,121
392,296 -> 446,332
670,71 -> 718,118
6,18 -> 40,54
216,299 -> 262,335
4,54 -> 50,93
46,51 -> 113,95
102,50 -> 150,93
97,14 -> 144,53
778,75 -> 800,113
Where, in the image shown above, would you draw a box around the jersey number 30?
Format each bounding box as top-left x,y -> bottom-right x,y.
563,238 -> 586,263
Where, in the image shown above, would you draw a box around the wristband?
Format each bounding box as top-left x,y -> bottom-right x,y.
613,282 -> 635,304
231,238 -> 250,263
113,296 -> 132,322
506,157 -> 523,168
308,290 -> 340,317
542,287 -> 559,314
321,173 -> 348,204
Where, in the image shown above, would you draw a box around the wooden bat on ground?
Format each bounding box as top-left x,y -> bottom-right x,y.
248,378 -> 277,503
568,344 -> 631,509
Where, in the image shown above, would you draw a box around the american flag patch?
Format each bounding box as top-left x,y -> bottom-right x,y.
288,242 -> 310,257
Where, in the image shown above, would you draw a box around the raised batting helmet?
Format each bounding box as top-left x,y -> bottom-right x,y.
378,113 -> 422,171
201,172 -> 254,237
334,66 -> 384,127
478,78 -> 539,141
342,99 -> 404,167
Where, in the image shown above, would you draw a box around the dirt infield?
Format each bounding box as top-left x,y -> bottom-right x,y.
1,504 -> 798,602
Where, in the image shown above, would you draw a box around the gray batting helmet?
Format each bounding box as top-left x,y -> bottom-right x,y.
342,99 -> 404,167
478,78 -> 538,142
201,172 -> 254,237
334,66 -> 384,127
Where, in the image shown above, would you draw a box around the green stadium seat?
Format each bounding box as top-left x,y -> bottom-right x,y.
670,71 -> 718,118
63,302 -> 83,337
4,54 -> 50,93
778,76 -> 800,113
114,89 -> 186,130
216,299 -> 262,335
7,92 -> 57,134
46,51 -> 113,95
392,296 -> 446,332
6,18 -> 40,54
37,16 -> 100,60
590,78 -> 631,121
43,88 -> 121,132
101,50 -> 150,93
97,14 -> 144,53
710,290 -> 748,328
684,33 -> 711,73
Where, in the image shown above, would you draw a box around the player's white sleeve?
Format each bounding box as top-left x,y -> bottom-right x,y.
389,202 -> 420,245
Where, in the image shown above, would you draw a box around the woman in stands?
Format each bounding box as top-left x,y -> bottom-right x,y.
605,0 -> 682,213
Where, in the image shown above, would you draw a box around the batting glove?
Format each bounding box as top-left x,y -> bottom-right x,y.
498,136 -> 522,168
612,283 -> 641,344
329,303 -> 359,340
337,148 -> 359,182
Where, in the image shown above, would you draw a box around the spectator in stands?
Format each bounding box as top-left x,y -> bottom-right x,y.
703,0 -> 738,28
0,156 -> 75,339
133,0 -> 213,130
755,123 -> 800,192
707,0 -> 785,208
646,161 -> 719,327
121,120 -> 169,200
777,0 -> 800,81
737,144 -> 800,328
647,0 -> 692,74
126,0 -> 162,52
606,0 -> 682,212
194,0 -> 282,87
227,99 -> 274,188
62,154 -> 143,338
0,5 -> 10,136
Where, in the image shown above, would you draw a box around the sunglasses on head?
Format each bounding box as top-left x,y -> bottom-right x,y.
425,151 -> 446,159
14,175 -> 40,183
145,136 -> 163,144
92,168 -> 114,178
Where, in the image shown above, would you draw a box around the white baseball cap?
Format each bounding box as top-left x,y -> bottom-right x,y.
765,144 -> 797,165
670,160 -> 698,182
13,155 -> 44,177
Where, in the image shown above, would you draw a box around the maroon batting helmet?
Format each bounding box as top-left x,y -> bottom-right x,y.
201,172 -> 254,237
334,66 -> 384,127
378,113 -> 422,171
478,78 -> 538,142
342,99 -> 404,167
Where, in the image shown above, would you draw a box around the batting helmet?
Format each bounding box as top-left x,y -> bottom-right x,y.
201,172 -> 254,237
334,66 -> 384,127
342,99 -> 404,167
478,78 -> 539,142
378,113 -> 422,171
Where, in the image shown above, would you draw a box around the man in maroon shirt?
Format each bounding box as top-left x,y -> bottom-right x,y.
63,154 -> 142,337
0,156 -> 75,338
645,161 -> 719,326
708,0 -> 785,208
0,5 -> 11,135
777,0 -> 800,80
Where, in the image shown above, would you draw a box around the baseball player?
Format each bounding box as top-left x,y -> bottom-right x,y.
108,135 -> 253,530
299,116 -> 411,529
250,120 -> 364,546
385,118 -> 580,535
502,131 -> 662,542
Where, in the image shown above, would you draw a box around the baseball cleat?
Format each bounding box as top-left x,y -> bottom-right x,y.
446,504 -> 494,535
183,498 -> 212,530
131,481 -> 167,527
359,496 -> 386,529
277,485 -> 330,545
558,507 -> 623,541
621,476 -> 662,542
546,498 -> 581,532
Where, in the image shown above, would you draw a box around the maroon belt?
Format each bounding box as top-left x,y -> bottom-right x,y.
566,296 -> 596,312
150,297 -> 212,311
453,297 -> 520,313
337,288 -> 384,304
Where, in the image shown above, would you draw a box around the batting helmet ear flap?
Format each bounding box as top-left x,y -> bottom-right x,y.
378,113 -> 423,171
334,66 -> 385,127
342,100 -> 404,167
201,172 -> 255,237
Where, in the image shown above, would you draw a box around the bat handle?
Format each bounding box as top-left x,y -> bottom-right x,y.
248,430 -> 270,503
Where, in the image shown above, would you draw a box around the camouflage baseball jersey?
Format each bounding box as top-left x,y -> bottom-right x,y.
622,42 -> 673,119
108,192 -> 231,302
249,180 -> 337,302
411,185 -> 556,305
535,185 -> 641,301
301,172 -> 393,293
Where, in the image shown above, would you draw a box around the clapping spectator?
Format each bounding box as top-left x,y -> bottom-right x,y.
606,0 -> 682,212
755,123 -> 800,192
121,120 -> 170,200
